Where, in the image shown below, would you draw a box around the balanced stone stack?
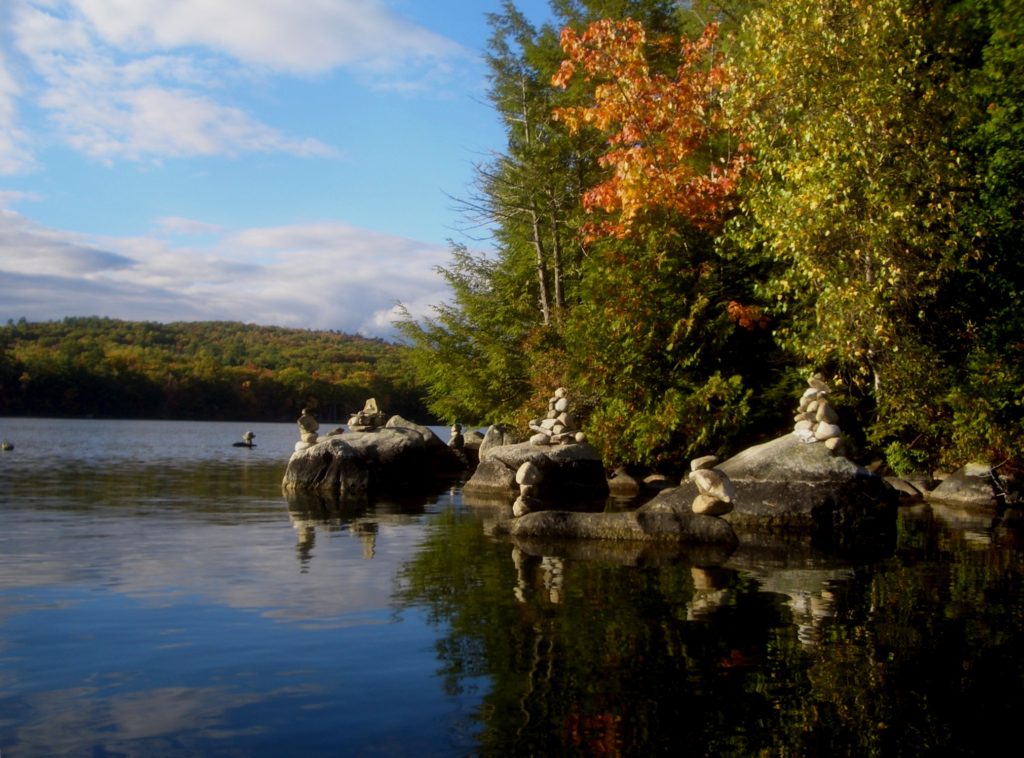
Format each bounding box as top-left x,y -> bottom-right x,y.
688,455 -> 736,516
348,398 -> 388,432
295,408 -> 320,452
527,387 -> 586,447
513,460 -> 544,517
792,373 -> 845,455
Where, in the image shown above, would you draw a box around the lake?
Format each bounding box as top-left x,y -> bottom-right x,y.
0,417 -> 1021,756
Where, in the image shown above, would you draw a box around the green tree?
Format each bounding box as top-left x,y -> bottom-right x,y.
724,0 -> 1001,463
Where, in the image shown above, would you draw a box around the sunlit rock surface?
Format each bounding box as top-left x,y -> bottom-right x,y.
282,417 -> 464,499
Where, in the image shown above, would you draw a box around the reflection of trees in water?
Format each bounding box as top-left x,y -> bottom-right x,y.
397,505 -> 1024,755
397,509 -> 809,754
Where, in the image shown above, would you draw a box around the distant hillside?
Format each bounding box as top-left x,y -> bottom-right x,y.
0,317 -> 433,423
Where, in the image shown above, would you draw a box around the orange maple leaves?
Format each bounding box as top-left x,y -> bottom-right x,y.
552,19 -> 747,239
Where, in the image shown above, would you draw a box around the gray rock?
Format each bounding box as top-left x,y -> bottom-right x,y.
507,507 -> 737,548
884,476 -> 925,500
608,467 -> 641,497
927,463 -> 998,509
479,424 -> 520,461
649,434 -> 897,550
464,441 -> 608,503
282,425 -> 463,499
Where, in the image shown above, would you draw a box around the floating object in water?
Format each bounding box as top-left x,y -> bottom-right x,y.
232,431 -> 256,448
1,440 -> 12,451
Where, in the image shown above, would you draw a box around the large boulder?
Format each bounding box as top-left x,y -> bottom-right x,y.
926,463 -> 999,509
464,440 -> 609,503
647,434 -> 897,550
282,419 -> 464,499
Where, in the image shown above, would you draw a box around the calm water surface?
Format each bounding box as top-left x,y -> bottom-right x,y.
0,418 -> 1022,756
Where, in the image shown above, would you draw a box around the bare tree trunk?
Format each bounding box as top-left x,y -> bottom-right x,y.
529,205 -> 551,326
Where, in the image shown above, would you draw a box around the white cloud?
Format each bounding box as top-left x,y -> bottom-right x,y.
71,0 -> 466,76
2,0 -> 471,167
0,206 -> 452,338
11,1 -> 339,164
0,46 -> 35,173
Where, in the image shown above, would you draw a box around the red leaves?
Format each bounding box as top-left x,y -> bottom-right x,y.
727,300 -> 770,330
553,20 -> 748,239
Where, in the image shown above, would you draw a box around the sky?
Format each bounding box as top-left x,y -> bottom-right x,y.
0,0 -> 556,339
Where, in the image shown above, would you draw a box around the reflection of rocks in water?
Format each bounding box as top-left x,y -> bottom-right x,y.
731,558 -> 853,647
352,521 -> 378,560
928,501 -> 999,547
541,556 -> 564,604
686,566 -> 735,620
510,546 -> 564,604
296,524 -> 316,573
283,488 -> 427,568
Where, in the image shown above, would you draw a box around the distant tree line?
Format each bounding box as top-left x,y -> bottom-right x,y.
0,317 -> 432,423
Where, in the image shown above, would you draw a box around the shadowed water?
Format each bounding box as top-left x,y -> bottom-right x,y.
0,418 -> 1022,756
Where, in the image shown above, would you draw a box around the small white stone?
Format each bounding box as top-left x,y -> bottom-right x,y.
814,422 -> 841,441
690,468 -> 737,503
554,397 -> 569,413
690,455 -> 719,472
816,401 -> 839,424
692,493 -> 734,516
529,433 -> 550,446
516,461 -> 543,485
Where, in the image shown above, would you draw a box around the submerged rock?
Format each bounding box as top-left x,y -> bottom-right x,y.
507,508 -> 738,550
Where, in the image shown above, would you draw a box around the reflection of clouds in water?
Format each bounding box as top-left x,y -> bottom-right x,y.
4,511 -> 428,630
11,684 -> 285,756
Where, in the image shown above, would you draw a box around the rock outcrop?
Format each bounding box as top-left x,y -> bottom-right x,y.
647,433 -> 897,550
283,416 -> 465,499
926,463 -> 1003,509
464,439 -> 609,504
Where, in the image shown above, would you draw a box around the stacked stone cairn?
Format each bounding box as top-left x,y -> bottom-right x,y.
348,397 -> 388,432
513,460 -> 544,517
528,387 -> 586,446
447,423 -> 464,450
688,455 -> 736,516
295,408 -> 320,452
793,373 -> 845,456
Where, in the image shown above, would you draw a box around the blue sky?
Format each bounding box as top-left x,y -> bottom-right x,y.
0,0 -> 555,338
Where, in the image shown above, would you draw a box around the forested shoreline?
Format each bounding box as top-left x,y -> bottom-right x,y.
398,0 -> 1023,477
0,317 -> 430,423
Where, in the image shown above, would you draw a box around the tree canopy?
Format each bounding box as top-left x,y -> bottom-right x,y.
402,0 -> 1022,474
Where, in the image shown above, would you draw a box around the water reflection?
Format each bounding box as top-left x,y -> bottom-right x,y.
2,419 -> 1022,755
399,502 -> 1024,755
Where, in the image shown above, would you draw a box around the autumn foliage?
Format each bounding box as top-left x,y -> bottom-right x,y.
552,20 -> 746,238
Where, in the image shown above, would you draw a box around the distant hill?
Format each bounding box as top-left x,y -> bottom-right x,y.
0,317 -> 433,423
